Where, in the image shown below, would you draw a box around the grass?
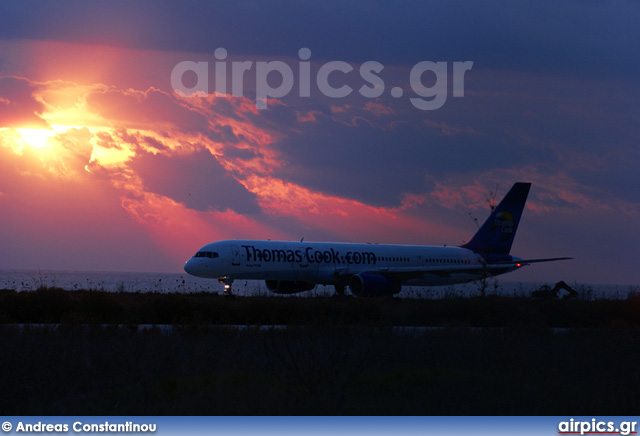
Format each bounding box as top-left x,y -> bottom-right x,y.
1,287 -> 640,415
2,287 -> 640,327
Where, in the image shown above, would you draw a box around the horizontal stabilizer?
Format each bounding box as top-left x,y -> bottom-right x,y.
496,257 -> 573,265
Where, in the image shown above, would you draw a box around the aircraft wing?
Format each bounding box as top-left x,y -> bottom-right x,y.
336,257 -> 572,281
494,257 -> 573,265
336,264 -> 486,281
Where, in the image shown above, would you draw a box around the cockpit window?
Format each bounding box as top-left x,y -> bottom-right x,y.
194,251 -> 219,259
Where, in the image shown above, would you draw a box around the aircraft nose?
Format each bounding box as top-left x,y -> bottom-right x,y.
184,258 -> 197,275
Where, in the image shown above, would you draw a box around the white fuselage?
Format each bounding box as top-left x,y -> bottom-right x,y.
184,239 -> 520,288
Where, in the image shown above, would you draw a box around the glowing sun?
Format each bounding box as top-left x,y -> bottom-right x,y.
16,128 -> 57,149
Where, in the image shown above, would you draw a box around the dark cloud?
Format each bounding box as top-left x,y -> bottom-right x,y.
208,124 -> 239,144
264,105 -> 525,207
222,146 -> 262,161
0,1 -> 638,77
145,137 -> 170,152
130,148 -> 261,214
0,76 -> 48,128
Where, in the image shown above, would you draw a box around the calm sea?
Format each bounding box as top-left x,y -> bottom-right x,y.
0,269 -> 636,299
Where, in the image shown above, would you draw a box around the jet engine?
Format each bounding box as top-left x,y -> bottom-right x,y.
265,280 -> 315,294
349,273 -> 402,297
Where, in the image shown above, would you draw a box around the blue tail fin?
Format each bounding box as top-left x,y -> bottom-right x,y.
460,182 -> 531,261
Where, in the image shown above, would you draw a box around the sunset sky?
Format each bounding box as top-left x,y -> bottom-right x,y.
0,1 -> 638,285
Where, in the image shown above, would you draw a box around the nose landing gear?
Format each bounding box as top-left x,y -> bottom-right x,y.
218,277 -> 234,296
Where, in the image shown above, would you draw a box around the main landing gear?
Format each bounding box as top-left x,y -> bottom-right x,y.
333,272 -> 347,297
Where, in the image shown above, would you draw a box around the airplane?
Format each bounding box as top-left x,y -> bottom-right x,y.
184,182 -> 571,297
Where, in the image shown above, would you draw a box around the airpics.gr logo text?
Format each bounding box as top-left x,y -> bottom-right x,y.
171,48 -> 473,110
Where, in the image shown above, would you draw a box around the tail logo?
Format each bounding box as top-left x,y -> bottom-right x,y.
492,210 -> 515,241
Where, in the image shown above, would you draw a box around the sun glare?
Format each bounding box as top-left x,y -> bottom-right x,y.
16,128 -> 57,149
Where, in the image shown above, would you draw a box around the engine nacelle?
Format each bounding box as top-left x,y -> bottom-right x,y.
349,273 -> 402,297
265,280 -> 315,294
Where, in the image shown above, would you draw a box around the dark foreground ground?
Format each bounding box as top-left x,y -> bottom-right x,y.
1,288 -> 640,415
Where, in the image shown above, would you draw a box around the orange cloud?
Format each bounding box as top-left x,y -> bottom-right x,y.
363,101 -> 393,117
240,174 -> 460,244
3,72 -> 447,269
0,71 -> 501,269
296,110 -> 323,123
426,168 -> 640,219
